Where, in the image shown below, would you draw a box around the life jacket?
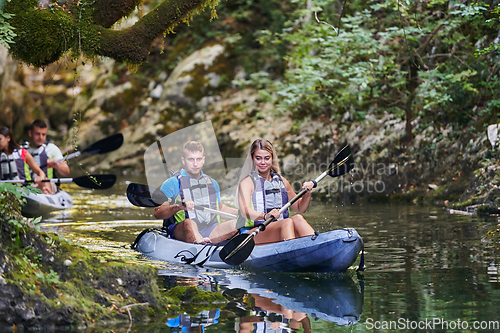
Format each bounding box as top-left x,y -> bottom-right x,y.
27,143 -> 52,179
0,149 -> 29,181
172,172 -> 221,227
236,170 -> 289,229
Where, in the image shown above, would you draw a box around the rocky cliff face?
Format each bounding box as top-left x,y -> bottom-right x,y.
0,43 -> 498,208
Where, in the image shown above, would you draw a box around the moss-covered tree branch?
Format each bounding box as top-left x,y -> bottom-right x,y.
4,0 -> 219,67
91,0 -> 143,28
96,0 -> 213,63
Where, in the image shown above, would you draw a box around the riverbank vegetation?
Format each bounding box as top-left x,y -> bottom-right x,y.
0,184 -> 226,331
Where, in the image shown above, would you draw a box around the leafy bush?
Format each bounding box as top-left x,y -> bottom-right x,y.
0,183 -> 42,247
236,0 -> 500,135
0,8 -> 16,49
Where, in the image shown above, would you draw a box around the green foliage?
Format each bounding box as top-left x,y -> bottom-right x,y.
0,183 -> 42,246
146,0 -> 296,78
35,268 -> 61,285
4,0 -> 78,67
0,182 -> 29,219
0,6 -> 16,48
233,0 -> 499,135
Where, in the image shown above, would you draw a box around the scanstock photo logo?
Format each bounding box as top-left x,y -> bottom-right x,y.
142,120 -> 378,200
281,159 -> 399,195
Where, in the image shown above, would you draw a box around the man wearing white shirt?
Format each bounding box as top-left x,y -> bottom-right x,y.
27,120 -> 70,194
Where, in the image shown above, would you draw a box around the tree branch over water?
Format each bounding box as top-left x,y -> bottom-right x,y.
4,0 -> 219,67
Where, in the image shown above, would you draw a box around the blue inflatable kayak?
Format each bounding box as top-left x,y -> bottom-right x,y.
133,227 -> 363,273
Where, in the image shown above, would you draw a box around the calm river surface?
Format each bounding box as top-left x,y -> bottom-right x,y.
39,177 -> 500,332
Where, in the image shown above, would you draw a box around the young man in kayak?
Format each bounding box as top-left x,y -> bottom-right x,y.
154,141 -> 238,244
0,126 -> 49,192
236,139 -> 315,244
26,120 -> 70,194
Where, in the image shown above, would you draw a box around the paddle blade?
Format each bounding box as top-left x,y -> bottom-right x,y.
329,145 -> 354,177
83,133 -> 124,155
219,234 -> 255,266
126,183 -> 168,207
73,174 -> 116,189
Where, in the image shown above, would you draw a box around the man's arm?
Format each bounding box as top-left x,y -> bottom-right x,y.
155,176 -> 182,219
47,160 -> 70,176
211,178 -> 239,217
219,202 -> 239,216
46,143 -> 70,176
154,202 -> 184,219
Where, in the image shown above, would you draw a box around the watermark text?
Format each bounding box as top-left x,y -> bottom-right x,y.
366,318 -> 500,330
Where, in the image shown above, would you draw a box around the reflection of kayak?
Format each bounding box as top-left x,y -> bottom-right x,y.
159,268 -> 364,326
226,272 -> 363,325
21,190 -> 73,217
134,227 -> 363,273
167,309 -> 220,331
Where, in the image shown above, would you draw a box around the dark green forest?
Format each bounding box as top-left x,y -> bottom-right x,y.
1,0 -> 499,138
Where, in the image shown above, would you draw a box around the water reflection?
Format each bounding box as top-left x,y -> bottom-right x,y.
166,310 -> 220,332
36,178 -> 500,332
159,268 -> 364,331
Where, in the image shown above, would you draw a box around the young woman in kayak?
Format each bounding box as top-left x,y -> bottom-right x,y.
236,138 -> 315,244
0,126 -> 49,192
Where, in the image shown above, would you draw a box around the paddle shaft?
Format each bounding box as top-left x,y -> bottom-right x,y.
2,178 -> 79,184
38,146 -> 83,169
170,198 -> 237,220
54,151 -> 81,164
224,153 -> 351,261
2,174 -> 116,190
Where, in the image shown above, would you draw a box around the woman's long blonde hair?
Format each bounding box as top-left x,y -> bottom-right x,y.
235,139 -> 280,207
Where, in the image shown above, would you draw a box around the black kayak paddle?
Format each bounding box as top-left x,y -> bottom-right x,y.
39,133 -> 124,169
2,174 -> 117,190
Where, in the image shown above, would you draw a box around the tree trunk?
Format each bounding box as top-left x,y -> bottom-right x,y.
405,61 -> 419,142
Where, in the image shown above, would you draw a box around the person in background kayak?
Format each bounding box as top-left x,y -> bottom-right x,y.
154,141 -> 238,244
0,126 -> 49,193
236,139 -> 315,244
25,120 -> 70,194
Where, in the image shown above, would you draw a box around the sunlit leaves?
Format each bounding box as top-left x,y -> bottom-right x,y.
0,9 -> 16,48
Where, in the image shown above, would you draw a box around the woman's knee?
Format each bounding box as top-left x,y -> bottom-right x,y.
280,218 -> 295,229
291,214 -> 306,223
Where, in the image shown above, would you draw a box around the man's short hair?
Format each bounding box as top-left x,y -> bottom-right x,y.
183,141 -> 204,155
30,119 -> 48,131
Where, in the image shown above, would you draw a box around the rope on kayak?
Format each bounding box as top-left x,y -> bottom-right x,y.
174,243 -> 220,266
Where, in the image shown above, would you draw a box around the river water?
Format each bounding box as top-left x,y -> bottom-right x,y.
39,178 -> 500,332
